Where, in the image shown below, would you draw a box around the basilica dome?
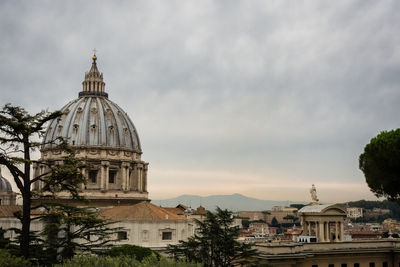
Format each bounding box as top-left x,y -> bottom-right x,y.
42,55 -> 141,152
0,175 -> 12,192
36,54 -> 149,204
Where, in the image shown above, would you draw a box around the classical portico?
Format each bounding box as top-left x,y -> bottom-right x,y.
299,204 -> 346,242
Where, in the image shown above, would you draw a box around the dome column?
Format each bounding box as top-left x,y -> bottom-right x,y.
80,168 -> 87,191
121,162 -> 130,191
101,161 -> 110,191
143,163 -> 148,192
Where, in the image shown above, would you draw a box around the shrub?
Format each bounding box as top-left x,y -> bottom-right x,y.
0,249 -> 32,267
105,244 -> 158,261
54,254 -> 200,267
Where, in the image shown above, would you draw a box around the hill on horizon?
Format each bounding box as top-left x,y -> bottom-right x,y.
151,193 -> 306,212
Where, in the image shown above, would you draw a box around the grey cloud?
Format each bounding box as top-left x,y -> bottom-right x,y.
1,0 -> 399,201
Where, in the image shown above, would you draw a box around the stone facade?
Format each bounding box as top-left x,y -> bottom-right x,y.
299,203 -> 347,242
33,55 -> 149,205
255,240 -> 400,266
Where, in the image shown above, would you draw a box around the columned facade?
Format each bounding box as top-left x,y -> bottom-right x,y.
32,55 -> 149,206
299,204 -> 347,242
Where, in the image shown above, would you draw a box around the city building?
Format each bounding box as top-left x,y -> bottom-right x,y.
0,55 -> 193,250
347,207 -> 363,219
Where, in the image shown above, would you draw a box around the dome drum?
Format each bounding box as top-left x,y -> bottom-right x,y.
34,55 -> 149,204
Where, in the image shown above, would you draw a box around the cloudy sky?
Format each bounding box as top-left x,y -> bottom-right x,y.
1,1 -> 399,203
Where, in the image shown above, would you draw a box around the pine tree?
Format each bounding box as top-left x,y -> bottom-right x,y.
0,104 -> 85,258
167,207 -> 258,267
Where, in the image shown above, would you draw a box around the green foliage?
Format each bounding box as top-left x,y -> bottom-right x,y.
54,254 -> 201,267
283,215 -> 298,223
359,129 -> 400,201
0,228 -> 12,249
167,207 -> 258,267
0,104 -> 87,259
241,219 -> 250,229
347,199 -> 400,222
40,203 -> 121,265
106,245 -> 159,262
0,249 -> 32,267
270,217 -> 279,227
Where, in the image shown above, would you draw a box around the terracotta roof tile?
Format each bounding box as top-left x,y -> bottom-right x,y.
0,206 -> 46,218
163,207 -> 185,215
100,201 -> 185,221
0,206 -> 21,218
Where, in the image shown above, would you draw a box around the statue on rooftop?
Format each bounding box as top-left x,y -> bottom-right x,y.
310,184 -> 319,205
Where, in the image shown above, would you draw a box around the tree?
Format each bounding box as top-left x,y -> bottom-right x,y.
0,249 -> 32,267
40,203 -> 121,265
359,129 -> 400,201
0,104 -> 85,258
283,215 -> 298,224
167,207 -> 258,267
106,244 -> 159,262
270,217 -> 279,227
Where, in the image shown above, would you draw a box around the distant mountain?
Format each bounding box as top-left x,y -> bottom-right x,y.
151,193 -> 304,212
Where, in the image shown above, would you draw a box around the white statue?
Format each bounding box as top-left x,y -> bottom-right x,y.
310,184 -> 319,204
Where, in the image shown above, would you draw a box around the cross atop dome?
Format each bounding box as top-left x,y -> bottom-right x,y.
79,52 -> 108,98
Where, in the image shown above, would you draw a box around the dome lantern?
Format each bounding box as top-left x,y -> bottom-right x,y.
79,53 -> 108,98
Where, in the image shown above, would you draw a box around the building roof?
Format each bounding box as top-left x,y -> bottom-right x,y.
0,206 -> 44,218
42,56 -> 141,152
100,201 -> 185,221
298,204 -> 346,214
163,207 -> 185,215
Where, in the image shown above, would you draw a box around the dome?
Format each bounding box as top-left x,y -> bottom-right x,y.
42,55 -> 141,152
0,171 -> 12,192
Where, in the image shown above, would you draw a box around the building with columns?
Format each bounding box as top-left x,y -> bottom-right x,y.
33,54 -> 148,205
298,203 -> 346,242
24,54 -> 193,249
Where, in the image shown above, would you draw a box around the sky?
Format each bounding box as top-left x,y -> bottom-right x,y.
1,0 -> 399,203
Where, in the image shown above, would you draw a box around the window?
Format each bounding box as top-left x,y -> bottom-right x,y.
354,264 -> 360,267
329,264 -> 334,267
109,170 -> 116,184
312,265 -> 318,267
341,264 -> 347,267
370,263 -> 375,267
383,262 -> 388,267
117,231 -> 127,240
162,232 -> 172,240
89,170 -> 97,183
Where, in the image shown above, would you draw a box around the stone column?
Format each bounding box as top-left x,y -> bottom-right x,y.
104,163 -> 109,191
325,222 -> 329,242
100,161 -> 110,191
121,162 -> 130,191
340,221 -> 344,241
138,166 -> 142,192
100,164 -> 105,190
81,169 -> 86,190
302,221 -> 308,235
307,222 -> 311,236
143,163 -> 148,192
121,164 -> 126,191
335,221 -> 339,242
319,221 -> 325,242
